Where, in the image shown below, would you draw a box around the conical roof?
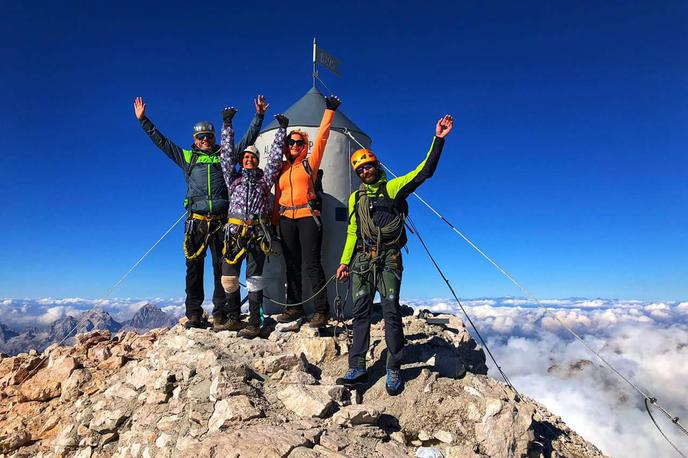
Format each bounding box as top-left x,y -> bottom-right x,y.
263,87 -> 370,140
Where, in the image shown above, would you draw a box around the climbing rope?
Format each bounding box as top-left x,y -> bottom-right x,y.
343,128 -> 688,453
406,217 -> 519,395
239,274 -> 338,308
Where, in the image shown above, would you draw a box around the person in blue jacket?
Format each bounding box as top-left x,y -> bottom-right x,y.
133,96 -> 268,328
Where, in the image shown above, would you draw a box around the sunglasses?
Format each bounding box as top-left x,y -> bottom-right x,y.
288,139 -> 305,147
356,163 -> 376,175
195,133 -> 214,141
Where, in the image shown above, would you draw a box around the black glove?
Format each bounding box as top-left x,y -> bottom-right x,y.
222,106 -> 238,123
325,95 -> 341,111
275,114 -> 289,128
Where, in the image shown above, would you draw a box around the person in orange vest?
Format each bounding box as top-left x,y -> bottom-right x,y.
273,95 -> 341,328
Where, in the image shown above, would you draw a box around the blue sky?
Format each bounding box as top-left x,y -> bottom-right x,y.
1,1 -> 686,300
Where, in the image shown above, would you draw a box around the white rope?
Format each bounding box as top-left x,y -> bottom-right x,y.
104,211 -> 187,297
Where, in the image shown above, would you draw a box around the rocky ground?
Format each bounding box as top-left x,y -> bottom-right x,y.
0,307 -> 607,458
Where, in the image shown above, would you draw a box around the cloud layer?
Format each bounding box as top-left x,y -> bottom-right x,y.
406,297 -> 688,458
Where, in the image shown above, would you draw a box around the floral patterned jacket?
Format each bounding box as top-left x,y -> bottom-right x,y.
220,121 -> 286,236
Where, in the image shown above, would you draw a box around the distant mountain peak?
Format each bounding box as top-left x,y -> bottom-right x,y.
123,303 -> 177,331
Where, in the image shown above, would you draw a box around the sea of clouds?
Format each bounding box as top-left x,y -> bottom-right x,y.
405,297 -> 688,458
1,296 -> 686,457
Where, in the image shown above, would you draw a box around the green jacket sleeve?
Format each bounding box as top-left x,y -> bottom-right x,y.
138,116 -> 186,169
339,192 -> 359,265
235,113 -> 265,154
386,136 -> 445,201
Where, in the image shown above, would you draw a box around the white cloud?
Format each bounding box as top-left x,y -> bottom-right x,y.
404,296 -> 688,458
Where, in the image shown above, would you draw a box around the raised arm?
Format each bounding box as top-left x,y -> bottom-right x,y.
264,114 -> 289,188
134,97 -> 186,168
220,107 -> 239,188
386,114 -> 454,201
306,95 -> 340,175
235,95 -> 268,154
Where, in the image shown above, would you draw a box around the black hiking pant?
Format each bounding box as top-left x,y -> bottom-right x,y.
184,217 -> 226,320
348,248 -> 404,370
279,216 -> 329,315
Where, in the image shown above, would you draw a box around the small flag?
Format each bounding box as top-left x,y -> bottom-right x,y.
315,46 -> 342,76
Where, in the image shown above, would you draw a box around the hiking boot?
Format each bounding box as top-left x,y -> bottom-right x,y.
258,325 -> 274,339
184,316 -> 209,330
213,319 -> 245,332
385,368 -> 402,396
238,325 -> 260,339
335,368 -> 368,386
309,312 -> 329,329
274,307 -> 304,323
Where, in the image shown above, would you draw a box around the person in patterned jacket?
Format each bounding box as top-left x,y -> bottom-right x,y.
215,106 -> 289,338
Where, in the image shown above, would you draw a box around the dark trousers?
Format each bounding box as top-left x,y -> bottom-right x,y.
348,248 -> 404,370
184,218 -> 226,320
279,216 -> 329,314
222,242 -> 266,327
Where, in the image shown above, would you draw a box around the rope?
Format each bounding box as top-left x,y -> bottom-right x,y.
107,211 -> 188,296
315,75 -> 334,96
645,398 -> 688,458
357,185 -> 405,250
18,211 -> 188,388
240,274 -> 338,308
406,217 -> 518,395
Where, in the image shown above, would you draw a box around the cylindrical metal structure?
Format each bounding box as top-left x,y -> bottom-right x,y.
253,87 -> 372,315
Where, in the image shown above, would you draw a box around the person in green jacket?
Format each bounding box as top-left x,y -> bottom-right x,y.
335,114 -> 454,395
133,96 -> 268,328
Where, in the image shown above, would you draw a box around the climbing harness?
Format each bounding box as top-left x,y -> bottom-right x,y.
183,212 -> 225,261
222,214 -> 274,265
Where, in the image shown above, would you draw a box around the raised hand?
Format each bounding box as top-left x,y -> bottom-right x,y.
133,97 -> 146,120
254,95 -> 270,115
222,106 -> 238,123
275,114 -> 289,129
325,95 -> 341,111
435,114 -> 454,138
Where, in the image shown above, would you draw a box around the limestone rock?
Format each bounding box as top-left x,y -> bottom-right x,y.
207,395 -> 264,431
331,405 -> 381,427
299,337 -> 338,364
1,315 -> 607,458
376,440 -> 408,457
191,425 -> 311,457
434,430 -> 455,444
278,384 -> 337,418
255,352 -> 306,374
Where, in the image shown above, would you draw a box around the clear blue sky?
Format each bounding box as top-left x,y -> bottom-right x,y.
1,1 -> 686,301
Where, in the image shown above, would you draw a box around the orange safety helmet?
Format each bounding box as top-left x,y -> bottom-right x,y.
351,148 -> 378,171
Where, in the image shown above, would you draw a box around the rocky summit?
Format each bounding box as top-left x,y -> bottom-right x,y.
0,307 -> 607,458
